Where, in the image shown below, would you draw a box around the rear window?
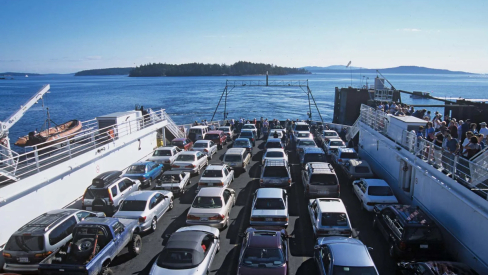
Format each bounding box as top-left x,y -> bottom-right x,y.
323,132 -> 337,137
189,129 -> 201,134
340,152 -> 358,159
202,170 -> 223,177
240,132 -> 252,137
266,152 -> 284,158
234,140 -> 249,146
205,134 -> 220,140
299,140 -> 315,146
176,155 -> 195,161
295,125 -> 309,131
225,155 -> 242,162
263,166 -> 288,178
243,125 -> 255,129
127,165 -> 146,174
157,249 -> 194,268
85,189 -> 109,199
310,174 -> 337,185
321,213 -> 348,226
171,141 -> 184,146
266,142 -> 282,149
355,166 -> 370,173
193,143 -> 207,148
405,227 -> 442,242
298,133 -> 309,137
330,141 -> 344,146
368,186 -> 393,196
5,235 -> 44,251
304,153 -> 326,163
192,196 -> 223,208
254,198 -> 285,210
153,150 -> 172,156
119,200 -> 147,211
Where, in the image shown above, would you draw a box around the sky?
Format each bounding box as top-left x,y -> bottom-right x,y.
0,0 -> 487,74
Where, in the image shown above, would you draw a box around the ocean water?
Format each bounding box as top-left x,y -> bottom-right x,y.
1,73 -> 487,152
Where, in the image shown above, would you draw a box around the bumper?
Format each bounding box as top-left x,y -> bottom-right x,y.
250,221 -> 288,228
139,221 -> 152,232
155,186 -> 182,193
3,262 -> 39,273
186,219 -> 226,229
260,182 -> 291,188
172,167 -> 199,174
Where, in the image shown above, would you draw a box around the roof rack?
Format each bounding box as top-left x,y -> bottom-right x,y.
310,162 -> 334,172
20,211 -> 71,232
264,159 -> 287,166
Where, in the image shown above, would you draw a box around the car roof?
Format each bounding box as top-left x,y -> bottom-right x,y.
155,146 -> 178,150
240,129 -> 253,133
197,187 -> 225,196
205,164 -> 225,170
243,124 -> 256,126
130,161 -> 153,166
317,198 -> 346,213
348,159 -> 370,167
266,148 -> 285,153
256,188 -> 283,198
324,130 -> 338,133
226,148 -> 246,154
194,140 -> 211,144
190,126 -> 208,129
338,147 -> 356,153
125,190 -> 158,201
180,151 -> 199,155
247,229 -> 282,249
207,130 -> 223,134
362,179 -> 389,186
308,162 -> 334,173
15,209 -> 79,234
304,147 -> 325,153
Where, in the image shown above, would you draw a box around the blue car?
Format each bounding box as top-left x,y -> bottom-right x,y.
124,161 -> 163,187
233,138 -> 253,156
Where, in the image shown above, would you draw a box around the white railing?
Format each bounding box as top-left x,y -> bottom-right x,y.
345,117 -> 360,141
164,113 -> 185,139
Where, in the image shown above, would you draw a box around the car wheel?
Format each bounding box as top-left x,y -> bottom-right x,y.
128,234 -> 142,256
169,198 -> 174,210
101,268 -> 114,275
147,178 -> 153,187
150,217 -> 157,232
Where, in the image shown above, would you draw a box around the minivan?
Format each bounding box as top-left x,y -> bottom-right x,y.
223,148 -> 252,172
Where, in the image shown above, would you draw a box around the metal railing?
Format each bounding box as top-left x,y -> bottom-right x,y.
345,117 -> 360,141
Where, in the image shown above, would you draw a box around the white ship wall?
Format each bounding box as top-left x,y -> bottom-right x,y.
0,122 -> 165,246
358,122 -> 488,274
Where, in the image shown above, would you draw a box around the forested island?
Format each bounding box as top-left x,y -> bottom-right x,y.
128,61 -> 310,77
75,67 -> 133,76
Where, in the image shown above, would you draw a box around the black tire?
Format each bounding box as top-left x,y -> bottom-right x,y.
168,198 -> 174,210
150,217 -> 157,232
147,178 -> 153,188
128,234 -> 142,256
101,267 -> 114,275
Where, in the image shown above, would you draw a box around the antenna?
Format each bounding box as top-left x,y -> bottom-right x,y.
346,61 -> 352,87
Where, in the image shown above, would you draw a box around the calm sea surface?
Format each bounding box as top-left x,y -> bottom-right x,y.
1,73 -> 487,152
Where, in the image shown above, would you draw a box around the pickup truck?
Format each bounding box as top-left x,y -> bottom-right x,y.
204,130 -> 227,149
38,217 -> 141,275
154,170 -> 191,195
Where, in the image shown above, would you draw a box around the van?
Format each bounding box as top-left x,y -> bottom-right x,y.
260,159 -> 292,189
188,125 -> 209,141
223,148 -> 252,172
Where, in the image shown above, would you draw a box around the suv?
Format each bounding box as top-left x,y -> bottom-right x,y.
264,138 -> 285,151
188,125 -> 209,141
302,162 -> 340,198
260,159 -> 292,189
197,164 -> 235,192
205,130 -> 227,149
300,147 -> 327,169
3,209 -> 104,273
292,122 -> 310,133
239,130 -> 256,146
373,204 -> 444,260
308,198 -> 353,238
330,147 -> 359,166
82,171 -> 142,216
223,148 -> 252,172
218,126 -> 234,141
147,146 -> 182,168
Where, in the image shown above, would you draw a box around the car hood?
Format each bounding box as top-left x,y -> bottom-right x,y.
251,209 -> 287,216
238,265 -> 287,275
188,207 -> 224,216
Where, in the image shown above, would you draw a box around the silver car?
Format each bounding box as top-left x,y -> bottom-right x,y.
250,188 -> 289,227
171,151 -> 208,175
218,126 -> 234,141
323,138 -> 346,156
192,140 -> 218,160
296,138 -> 317,157
155,170 -> 191,195
149,225 -> 220,275
261,148 -> 288,165
308,198 -> 352,238
147,146 -> 182,168
113,190 -> 174,233
186,187 -> 236,229
196,164 -> 234,193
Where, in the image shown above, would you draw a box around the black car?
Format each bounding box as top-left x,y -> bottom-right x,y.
373,204 -> 444,260
396,261 -> 479,275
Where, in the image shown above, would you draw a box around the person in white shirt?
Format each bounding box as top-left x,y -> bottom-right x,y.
479,122 -> 488,143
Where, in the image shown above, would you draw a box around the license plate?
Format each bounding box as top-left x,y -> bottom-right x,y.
329,230 -> 339,235
86,207 -> 92,210
319,191 -> 328,194
271,180 -> 281,184
231,163 -> 236,166
18,257 -> 29,263
420,244 -> 428,249
265,218 -> 273,222
201,218 -> 208,221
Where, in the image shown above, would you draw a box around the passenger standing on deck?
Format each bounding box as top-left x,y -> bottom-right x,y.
443,134 -> 459,174
470,123 -> 478,134
433,132 -> 444,168
461,119 -> 471,141
479,122 -> 488,143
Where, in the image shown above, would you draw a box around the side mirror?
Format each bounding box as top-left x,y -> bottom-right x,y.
367,247 -> 374,251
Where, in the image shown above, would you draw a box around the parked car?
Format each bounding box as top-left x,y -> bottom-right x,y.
292,122 -> 310,133
232,138 -> 253,156
218,126 -> 234,141
308,198 -> 353,238
314,237 -> 379,275
293,131 -> 313,142
250,188 -> 289,227
260,159 -> 292,189
341,159 -> 374,180
155,170 -> 191,195
223,148 -> 252,172
38,217 -> 141,275
171,151 -> 208,175
113,190 -> 173,233
239,130 -> 256,146
396,261 -> 479,275
188,125 -> 209,141
242,124 -> 257,136
299,147 -> 327,169
302,162 -> 340,198
352,179 -> 398,211
2,209 -> 104,274
192,140 -> 218,160
264,138 -> 285,151
330,147 -> 359,166
237,227 -> 289,275
321,130 -> 340,143
82,171 -> 142,216
150,225 -> 220,275
123,161 -> 163,187
268,129 -> 284,139
197,164 -> 234,192
323,138 -> 346,156
186,187 -> 236,229
295,138 -> 317,157
204,130 -> 227,149
262,148 -> 288,165
171,137 -> 194,151
147,146 -> 182,168
373,204 -> 444,260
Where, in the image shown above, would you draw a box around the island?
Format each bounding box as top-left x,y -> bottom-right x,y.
128,61 -> 310,77
74,67 -> 134,76
302,65 -> 474,75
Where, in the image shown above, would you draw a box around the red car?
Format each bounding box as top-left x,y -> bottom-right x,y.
171,138 -> 193,151
204,130 -> 227,150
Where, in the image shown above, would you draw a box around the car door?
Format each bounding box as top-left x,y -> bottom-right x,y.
222,189 -> 233,216
317,246 -> 331,275
378,209 -> 395,241
112,222 -> 128,255
308,200 -> 318,229
223,168 -> 230,187
226,166 -> 234,182
154,193 -> 167,217
353,180 -> 363,201
117,181 -> 129,201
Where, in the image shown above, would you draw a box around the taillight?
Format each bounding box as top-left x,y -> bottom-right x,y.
107,188 -> 114,205
204,149 -> 208,152
288,178 -> 292,184
215,182 -> 224,186
399,241 -> 407,250
187,215 -> 200,220
260,179 -> 263,183
250,217 -> 265,221
367,202 -> 376,206
34,251 -> 52,258
273,217 -> 288,222
198,182 -> 208,186
172,164 -> 180,168
209,214 -> 224,221
340,230 -> 352,235
338,159 -> 342,162
139,216 -> 146,223
186,164 -> 196,168
2,252 -> 11,258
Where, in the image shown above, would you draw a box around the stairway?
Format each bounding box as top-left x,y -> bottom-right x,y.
162,111 -> 185,140
345,117 -> 360,141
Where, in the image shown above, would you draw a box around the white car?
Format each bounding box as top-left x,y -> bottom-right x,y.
250,188 -> 289,227
155,170 -> 191,195
192,140 -> 218,160
330,147 -> 359,166
322,130 -> 339,140
187,187 -> 236,229
293,131 -> 313,142
261,148 -> 288,165
197,164 -> 235,192
295,138 -> 317,156
171,151 -> 208,175
149,225 -> 220,275
323,138 -> 346,156
352,179 -> 398,211
242,124 -> 257,136
113,190 -> 173,233
147,146 -> 182,168
218,126 -> 234,141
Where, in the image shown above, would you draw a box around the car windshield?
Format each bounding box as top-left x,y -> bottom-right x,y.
304,153 -> 327,163
202,170 -> 223,177
171,141 -> 184,146
243,125 -> 255,129
205,134 -> 220,140
324,132 -> 337,136
157,249 -> 195,269
225,155 -> 242,162
127,165 -> 146,174
332,266 -> 378,275
368,186 -> 393,196
355,166 -> 370,173
234,140 -> 249,146
321,213 -> 348,226
192,196 -> 223,208
405,227 -> 443,242
266,152 -> 284,158
254,198 -> 285,210
263,166 -> 288,178
153,150 -> 172,156
340,152 -> 358,159
310,174 -> 337,185
176,155 -> 195,161
242,248 -> 285,267
295,125 -> 309,131
240,132 -> 252,137
266,142 -> 282,148
299,140 -> 315,146
85,189 -> 109,199
5,235 -> 44,251
330,141 -> 345,146
189,129 -> 201,134
193,143 -> 207,148
119,200 -> 147,211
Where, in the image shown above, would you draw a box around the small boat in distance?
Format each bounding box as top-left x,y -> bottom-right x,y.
410,91 -> 431,99
14,119 -> 82,147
